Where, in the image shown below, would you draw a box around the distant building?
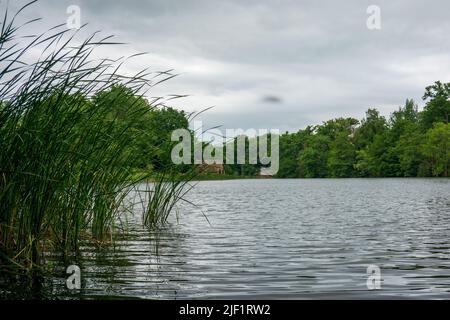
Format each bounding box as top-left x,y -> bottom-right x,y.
198,162 -> 225,174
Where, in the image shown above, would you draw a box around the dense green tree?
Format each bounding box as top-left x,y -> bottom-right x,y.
327,132 -> 357,177
421,123 -> 450,177
359,132 -> 400,177
389,99 -> 419,138
386,99 -> 421,176
93,85 -> 190,171
276,128 -> 312,178
145,107 -> 190,171
90,81 -> 448,179
353,109 -> 394,176
298,134 -> 329,178
394,125 -> 424,177
86,82 -> 449,179
354,108 -> 387,149
421,81 -> 450,129
317,117 -> 359,139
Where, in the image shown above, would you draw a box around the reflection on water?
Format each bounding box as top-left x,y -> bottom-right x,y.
1,178 -> 450,299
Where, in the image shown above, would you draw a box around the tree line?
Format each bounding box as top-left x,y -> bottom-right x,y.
274,81 -> 449,178
82,82 -> 449,179
216,81 -> 449,178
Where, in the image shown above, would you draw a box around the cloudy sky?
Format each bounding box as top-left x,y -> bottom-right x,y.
5,0 -> 450,133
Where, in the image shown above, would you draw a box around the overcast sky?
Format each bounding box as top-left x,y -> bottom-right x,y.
5,0 -> 450,133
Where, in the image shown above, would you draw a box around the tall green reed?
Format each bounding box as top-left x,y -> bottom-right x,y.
0,2 -> 194,268
143,171 -> 198,228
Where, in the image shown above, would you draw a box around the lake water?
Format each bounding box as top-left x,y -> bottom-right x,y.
2,178 -> 450,299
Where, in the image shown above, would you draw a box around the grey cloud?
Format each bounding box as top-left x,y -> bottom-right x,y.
5,0 -> 450,132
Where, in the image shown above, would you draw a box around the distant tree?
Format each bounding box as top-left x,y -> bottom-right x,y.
145,106 -> 189,171
356,131 -> 400,177
201,83 -> 450,179
394,125 -> 423,177
421,123 -> 450,177
276,128 -> 312,178
421,81 -> 450,129
384,99 -> 421,176
92,85 -> 190,171
354,149 -> 371,177
327,132 -> 356,177
354,108 -> 387,149
317,117 -> 359,139
298,134 -> 329,178
389,99 -> 419,138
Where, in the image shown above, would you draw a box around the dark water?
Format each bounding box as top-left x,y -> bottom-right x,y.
2,178 -> 450,299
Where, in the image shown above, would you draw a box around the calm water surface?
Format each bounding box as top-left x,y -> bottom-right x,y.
2,178 -> 450,299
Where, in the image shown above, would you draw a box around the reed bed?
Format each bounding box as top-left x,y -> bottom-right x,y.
0,2 -> 193,269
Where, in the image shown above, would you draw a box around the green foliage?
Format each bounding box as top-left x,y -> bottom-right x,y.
92,85 -> 189,171
298,134 -> 329,178
393,121 -> 423,177
271,88 -> 449,179
145,106 -> 190,171
421,123 -> 450,177
358,132 -> 400,177
421,81 -> 450,129
327,132 -> 356,178
276,129 -> 309,178
354,108 -> 387,149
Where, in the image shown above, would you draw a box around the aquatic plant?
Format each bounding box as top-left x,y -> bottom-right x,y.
143,171 -> 197,228
0,2 -> 193,268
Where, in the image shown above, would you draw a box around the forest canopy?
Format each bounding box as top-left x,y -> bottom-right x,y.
101,82 -> 449,179
273,81 -> 449,178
